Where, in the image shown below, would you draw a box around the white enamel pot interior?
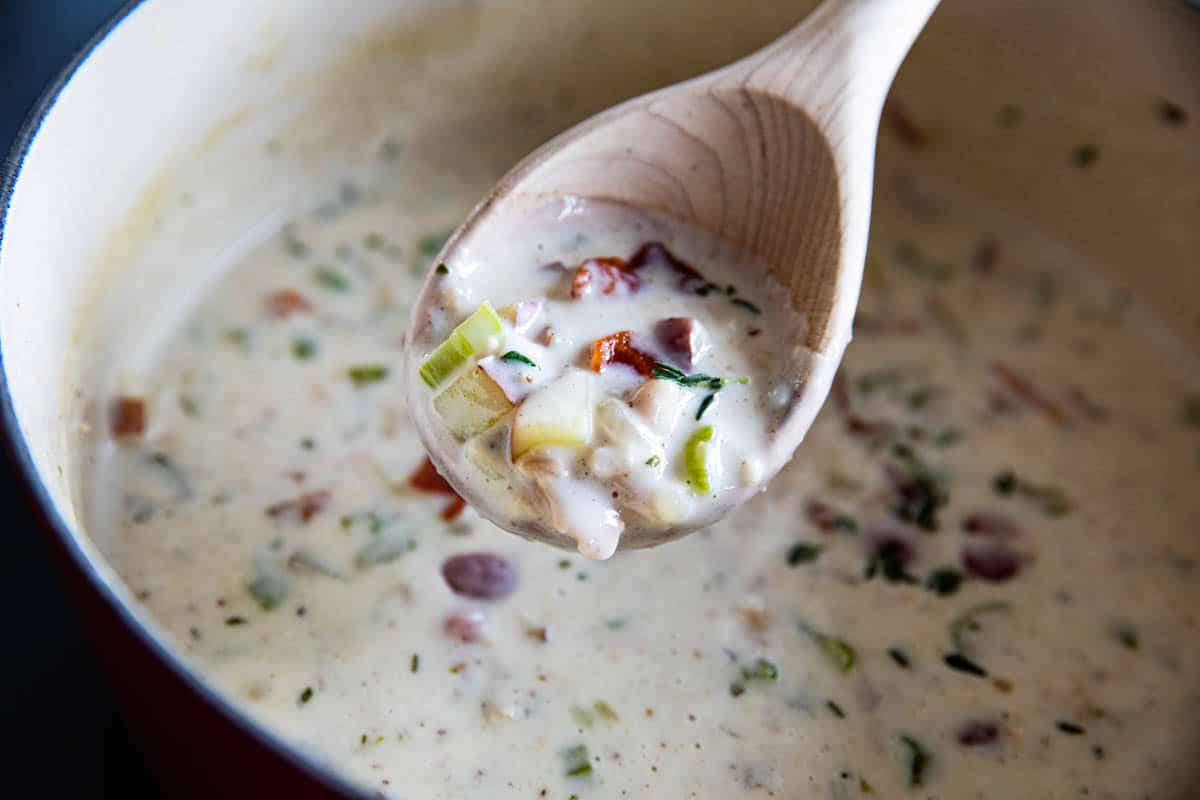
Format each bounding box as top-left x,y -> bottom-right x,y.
0,0 -> 1195,795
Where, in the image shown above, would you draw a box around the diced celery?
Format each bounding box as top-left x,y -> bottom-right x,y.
684,425 -> 714,494
419,302 -> 503,389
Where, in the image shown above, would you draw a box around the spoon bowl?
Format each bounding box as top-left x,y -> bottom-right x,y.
407,0 -> 940,552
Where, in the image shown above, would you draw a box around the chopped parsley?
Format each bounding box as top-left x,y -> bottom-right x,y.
1056,720 -> 1086,735
730,297 -> 762,315
299,687 -> 314,704
991,469 -> 1072,516
740,657 -> 780,682
798,621 -> 856,674
500,350 -> 537,368
645,455 -> 661,468
562,744 -> 593,778
925,567 -> 964,596
291,336 -> 318,361
864,541 -> 918,584
786,542 -> 824,566
696,392 -> 717,421
887,647 -> 912,669
593,700 -> 619,722
434,262 -> 450,275
313,265 -> 350,292
949,601 -> 1012,654
826,700 -> 846,718
943,652 -> 988,677
1111,623 -> 1139,651
899,735 -> 931,787
347,364 -> 389,386
411,653 -> 420,673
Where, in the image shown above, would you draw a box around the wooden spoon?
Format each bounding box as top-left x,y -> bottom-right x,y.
406,0 -> 940,551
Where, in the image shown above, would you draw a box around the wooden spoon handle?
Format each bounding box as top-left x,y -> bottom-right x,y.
731,0 -> 941,140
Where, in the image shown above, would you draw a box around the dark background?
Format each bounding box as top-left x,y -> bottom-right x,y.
2,1 -> 160,796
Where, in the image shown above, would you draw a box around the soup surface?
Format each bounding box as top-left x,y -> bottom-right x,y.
90,130 -> 1200,798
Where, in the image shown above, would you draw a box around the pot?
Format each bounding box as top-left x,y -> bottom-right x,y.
1,0 -> 1196,796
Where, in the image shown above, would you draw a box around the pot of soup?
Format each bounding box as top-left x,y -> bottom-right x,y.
2,1 -> 1197,797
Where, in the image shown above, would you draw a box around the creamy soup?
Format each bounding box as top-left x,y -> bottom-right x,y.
408,200 -> 802,559
90,133 -> 1200,798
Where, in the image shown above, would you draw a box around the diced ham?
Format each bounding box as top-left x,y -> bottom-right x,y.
654,317 -> 709,371
265,489 -> 331,523
409,456 -> 467,521
111,396 -> 147,438
627,241 -> 706,291
570,257 -> 640,299
264,288 -> 313,318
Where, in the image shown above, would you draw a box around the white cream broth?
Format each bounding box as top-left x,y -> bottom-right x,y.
409,199 -> 801,559
89,141 -> 1200,798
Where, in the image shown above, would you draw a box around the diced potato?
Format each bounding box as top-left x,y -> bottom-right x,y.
511,369 -> 596,459
629,379 -> 686,436
434,364 -> 515,441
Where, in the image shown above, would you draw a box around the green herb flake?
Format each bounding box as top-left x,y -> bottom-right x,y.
645,455 -> 662,468
224,616 -> 247,627
1056,720 -> 1086,735
798,621 -> 856,674
730,297 -> 762,315
899,735 -> 931,787
949,601 -> 1012,655
225,327 -> 251,351
1072,144 -> 1098,168
786,542 -> 824,567
864,542 -> 918,584
313,265 -> 351,292
925,567 -> 964,596
347,364 -> 390,387
651,362 -> 749,391
434,262 -> 450,275
299,687 -> 314,705
932,428 -> 962,448
992,470 -> 1017,495
500,350 -> 537,368
291,337 -> 318,361
740,657 -> 780,682
696,392 -> 717,421
729,682 -> 746,698
826,700 -> 846,718
887,647 -> 911,669
299,437 -> 316,451
943,652 -> 988,678
417,231 -> 452,259
410,653 -> 420,673
561,744 -> 593,778
593,700 -> 619,722
1112,623 -> 1139,651
605,617 -> 628,630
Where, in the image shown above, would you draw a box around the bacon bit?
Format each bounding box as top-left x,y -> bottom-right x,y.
589,330 -> 658,377
805,500 -> 844,533
1067,386 -> 1109,422
265,489 -> 331,523
111,396 -> 147,438
408,456 -> 466,521
628,241 -> 706,290
536,326 -> 555,346
957,721 -> 1000,747
264,288 -> 313,318
570,256 -> 640,299
989,362 -> 1069,427
655,317 -> 707,371
962,512 -> 1021,539
883,100 -> 928,149
443,611 -> 483,643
